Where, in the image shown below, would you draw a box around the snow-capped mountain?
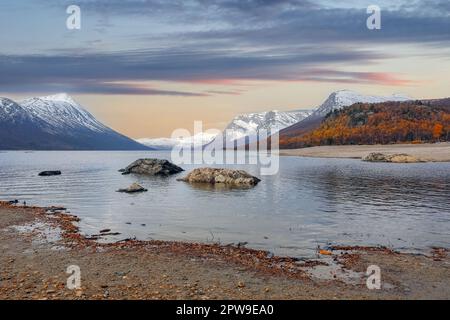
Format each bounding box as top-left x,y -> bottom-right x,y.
20,93 -> 110,134
139,109 -> 313,150
223,110 -> 313,142
278,90 -> 414,147
313,90 -> 411,116
0,97 -> 30,124
205,109 -> 313,148
137,132 -> 217,150
0,94 -> 149,150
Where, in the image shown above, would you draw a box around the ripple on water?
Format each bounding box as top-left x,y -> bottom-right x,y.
0,151 -> 449,258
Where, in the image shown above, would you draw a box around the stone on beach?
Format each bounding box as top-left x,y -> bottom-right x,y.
38,171 -> 62,176
362,152 -> 425,163
120,159 -> 184,176
117,183 -> 148,193
177,168 -> 261,186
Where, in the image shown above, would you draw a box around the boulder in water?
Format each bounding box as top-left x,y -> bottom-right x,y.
117,183 -> 148,193
362,152 -> 424,163
178,168 -> 261,186
120,159 -> 183,176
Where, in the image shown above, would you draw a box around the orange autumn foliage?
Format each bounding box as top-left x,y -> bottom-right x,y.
280,101 -> 450,148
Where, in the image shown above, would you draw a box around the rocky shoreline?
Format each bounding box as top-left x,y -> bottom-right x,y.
280,142 -> 450,162
0,201 -> 449,300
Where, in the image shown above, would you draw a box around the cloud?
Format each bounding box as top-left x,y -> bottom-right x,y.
1,0 -> 447,94
0,77 -> 207,97
0,46 -> 403,95
291,70 -> 417,86
54,0 -> 449,45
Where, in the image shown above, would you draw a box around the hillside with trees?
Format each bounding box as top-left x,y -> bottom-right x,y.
279,99 -> 450,149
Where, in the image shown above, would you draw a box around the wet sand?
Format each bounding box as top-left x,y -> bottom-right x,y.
0,201 -> 449,300
280,142 -> 450,162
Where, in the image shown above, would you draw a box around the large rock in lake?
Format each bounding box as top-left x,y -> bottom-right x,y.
178,168 -> 261,186
362,152 -> 425,163
120,159 -> 184,176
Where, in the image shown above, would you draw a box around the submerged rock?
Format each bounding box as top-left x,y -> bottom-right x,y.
117,183 -> 148,193
120,159 -> 183,176
362,152 -> 425,163
38,171 -> 61,176
178,168 -> 261,186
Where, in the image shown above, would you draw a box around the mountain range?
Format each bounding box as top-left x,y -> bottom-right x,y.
137,132 -> 217,150
139,90 -> 411,150
138,109 -> 313,149
0,94 -> 149,150
278,90 -> 411,147
1,90 -> 415,150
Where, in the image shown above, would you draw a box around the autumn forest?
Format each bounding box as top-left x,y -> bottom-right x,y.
280,100 -> 450,149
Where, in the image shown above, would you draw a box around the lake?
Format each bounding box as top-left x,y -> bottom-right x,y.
0,151 -> 449,258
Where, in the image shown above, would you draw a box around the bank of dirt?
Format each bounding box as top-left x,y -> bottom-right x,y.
0,202 -> 448,300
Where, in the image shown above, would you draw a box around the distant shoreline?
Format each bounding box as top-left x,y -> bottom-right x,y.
280,142 -> 450,162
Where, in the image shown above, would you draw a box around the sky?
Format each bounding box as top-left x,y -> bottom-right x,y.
0,0 -> 449,138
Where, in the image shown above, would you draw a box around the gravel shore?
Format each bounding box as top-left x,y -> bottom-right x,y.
280,142 -> 450,162
0,202 -> 448,300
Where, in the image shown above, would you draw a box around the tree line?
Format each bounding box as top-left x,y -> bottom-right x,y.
280,101 -> 450,148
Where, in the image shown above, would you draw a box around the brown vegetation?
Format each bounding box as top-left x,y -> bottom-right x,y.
280,100 -> 450,149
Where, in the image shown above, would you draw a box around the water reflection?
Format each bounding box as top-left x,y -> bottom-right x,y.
0,151 -> 449,258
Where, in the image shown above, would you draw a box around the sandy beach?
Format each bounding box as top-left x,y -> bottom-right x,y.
0,201 -> 449,300
279,142 -> 450,162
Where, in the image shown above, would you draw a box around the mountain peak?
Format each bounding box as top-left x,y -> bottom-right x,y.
0,94 -> 150,150
334,89 -> 356,94
222,109 -> 314,143
39,93 -> 77,104
313,90 -> 412,116
0,97 -> 16,105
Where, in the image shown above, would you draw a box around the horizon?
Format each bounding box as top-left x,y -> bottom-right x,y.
1,0 -> 449,138
2,88 -> 426,140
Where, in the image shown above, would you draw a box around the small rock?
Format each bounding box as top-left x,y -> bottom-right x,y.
38,171 -> 62,176
45,206 -> 67,213
237,241 -> 248,248
117,183 -> 148,193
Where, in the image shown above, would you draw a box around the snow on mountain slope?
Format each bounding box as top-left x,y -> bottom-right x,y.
0,94 -> 149,150
139,110 -> 312,150
278,90 -> 414,147
222,109 -> 313,144
20,93 -> 109,135
313,90 -> 411,116
0,98 -> 30,124
137,132 -> 217,150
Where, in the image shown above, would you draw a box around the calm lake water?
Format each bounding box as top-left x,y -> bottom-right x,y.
0,151 -> 449,258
